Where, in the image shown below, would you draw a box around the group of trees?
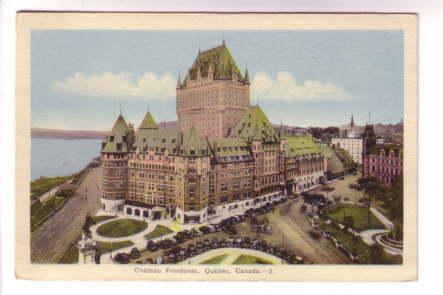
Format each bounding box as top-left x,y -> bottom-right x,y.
355,176 -> 404,241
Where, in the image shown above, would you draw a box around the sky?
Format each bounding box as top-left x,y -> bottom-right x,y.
31,30 -> 403,130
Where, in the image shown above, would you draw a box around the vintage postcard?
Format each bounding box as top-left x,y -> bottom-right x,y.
16,13 -> 417,281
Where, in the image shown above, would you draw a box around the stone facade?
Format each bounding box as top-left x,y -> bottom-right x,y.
177,42 -> 250,138
100,43 -> 326,224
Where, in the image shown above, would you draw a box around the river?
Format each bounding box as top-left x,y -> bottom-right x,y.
31,138 -> 102,181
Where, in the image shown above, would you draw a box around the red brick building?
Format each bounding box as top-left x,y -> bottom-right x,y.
362,144 -> 403,186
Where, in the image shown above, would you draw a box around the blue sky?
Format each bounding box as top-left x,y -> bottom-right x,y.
31,30 -> 403,130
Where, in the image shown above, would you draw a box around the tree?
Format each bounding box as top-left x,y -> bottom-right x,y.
333,195 -> 342,204
369,243 -> 386,264
382,177 -> 403,240
349,183 -> 360,205
321,186 -> 335,204
357,177 -> 382,225
82,214 -> 96,234
343,215 -> 354,228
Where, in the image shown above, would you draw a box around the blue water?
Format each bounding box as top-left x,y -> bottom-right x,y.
31,138 -> 102,181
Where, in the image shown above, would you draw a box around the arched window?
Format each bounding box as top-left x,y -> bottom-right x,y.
126,207 -> 132,215
135,209 -> 140,216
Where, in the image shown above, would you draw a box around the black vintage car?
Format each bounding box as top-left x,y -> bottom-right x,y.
114,253 -> 130,264
130,247 -> 141,259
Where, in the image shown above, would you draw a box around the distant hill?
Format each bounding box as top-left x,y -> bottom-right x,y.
31,128 -> 108,139
31,121 -> 181,139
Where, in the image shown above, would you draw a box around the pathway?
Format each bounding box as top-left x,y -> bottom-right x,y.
31,166 -> 102,263
179,248 -> 284,265
370,207 -> 394,230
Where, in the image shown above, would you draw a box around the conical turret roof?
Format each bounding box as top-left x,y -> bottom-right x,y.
102,114 -> 131,153
111,115 -> 129,134
139,112 -> 158,129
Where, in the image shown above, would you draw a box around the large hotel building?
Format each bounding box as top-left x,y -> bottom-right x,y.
101,42 -> 326,224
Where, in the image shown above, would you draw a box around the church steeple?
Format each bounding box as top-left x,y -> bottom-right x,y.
350,114 -> 355,128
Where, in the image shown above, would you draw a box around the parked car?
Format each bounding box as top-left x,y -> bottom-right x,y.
146,240 -> 159,252
199,226 -> 211,234
130,247 -> 141,259
114,253 -> 130,264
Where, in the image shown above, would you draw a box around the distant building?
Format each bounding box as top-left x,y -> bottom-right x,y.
362,144 -> 403,186
321,145 -> 356,179
331,137 -> 363,164
340,114 -> 362,138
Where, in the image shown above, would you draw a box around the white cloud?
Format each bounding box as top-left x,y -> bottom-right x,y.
251,71 -> 350,102
51,72 -> 176,100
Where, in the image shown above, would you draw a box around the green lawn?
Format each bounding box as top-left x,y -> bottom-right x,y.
31,175 -> 73,200
97,240 -> 134,254
144,225 -> 173,240
96,219 -> 148,238
200,255 -> 228,265
327,204 -> 385,230
232,255 -> 272,265
92,215 -> 117,224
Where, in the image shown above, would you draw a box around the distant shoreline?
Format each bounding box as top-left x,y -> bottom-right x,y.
32,128 -> 107,140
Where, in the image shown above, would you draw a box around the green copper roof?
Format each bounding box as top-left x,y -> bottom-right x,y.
134,128 -> 181,154
230,106 -> 279,142
111,115 -> 129,134
102,115 -> 131,153
284,135 -> 322,157
208,138 -> 253,162
186,43 -> 244,82
182,127 -> 209,156
139,112 -> 158,129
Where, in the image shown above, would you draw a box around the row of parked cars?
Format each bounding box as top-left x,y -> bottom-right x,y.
114,198 -> 291,264
137,236 -> 304,265
309,219 -> 360,263
113,247 -> 141,264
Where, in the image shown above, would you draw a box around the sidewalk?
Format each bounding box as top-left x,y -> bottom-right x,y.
370,207 -> 394,230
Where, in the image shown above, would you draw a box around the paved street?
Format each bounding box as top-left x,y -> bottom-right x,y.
257,199 -> 349,264
127,198 -> 349,265
311,174 -> 364,205
31,166 -> 102,263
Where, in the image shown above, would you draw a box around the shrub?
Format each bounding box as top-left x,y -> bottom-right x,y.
308,230 -> 321,240
343,216 -> 354,228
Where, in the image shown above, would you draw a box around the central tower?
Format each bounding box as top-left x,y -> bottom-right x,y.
176,41 -> 250,138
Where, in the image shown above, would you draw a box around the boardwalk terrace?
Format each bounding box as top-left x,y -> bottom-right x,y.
100,42 -> 326,224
